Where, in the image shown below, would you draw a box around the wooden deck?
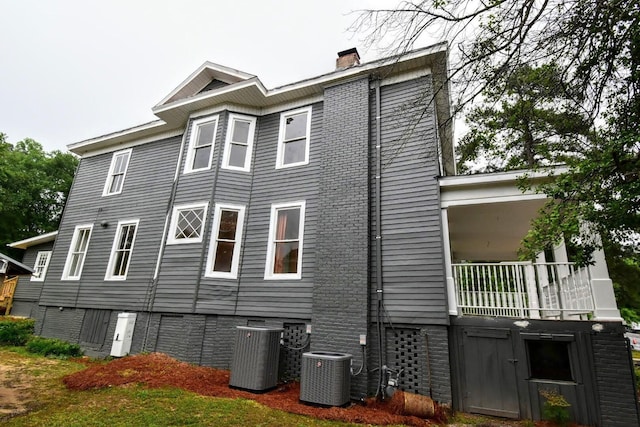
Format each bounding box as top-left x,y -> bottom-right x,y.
0,277 -> 18,315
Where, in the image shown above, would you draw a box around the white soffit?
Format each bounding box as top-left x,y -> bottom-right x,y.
8,231 -> 58,249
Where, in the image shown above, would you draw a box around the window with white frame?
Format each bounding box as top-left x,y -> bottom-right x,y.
184,115 -> 219,173
105,220 -> 139,280
276,107 -> 312,168
167,203 -> 208,244
31,251 -> 52,281
222,114 -> 256,172
205,203 -> 245,278
62,225 -> 93,280
265,201 -> 305,279
103,149 -> 132,196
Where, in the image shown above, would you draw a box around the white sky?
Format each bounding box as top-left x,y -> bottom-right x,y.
0,0 -> 408,153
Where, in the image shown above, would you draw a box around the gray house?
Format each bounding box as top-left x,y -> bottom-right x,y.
8,44 -> 639,425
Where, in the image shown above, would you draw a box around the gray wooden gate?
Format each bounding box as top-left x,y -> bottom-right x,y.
462,328 -> 520,418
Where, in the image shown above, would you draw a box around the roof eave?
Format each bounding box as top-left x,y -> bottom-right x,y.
0,253 -> 34,274
8,231 -> 58,250
68,42 -> 451,156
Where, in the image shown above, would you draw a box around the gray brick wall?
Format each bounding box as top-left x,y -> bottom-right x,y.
39,306 -> 84,342
311,77 -> 371,398
422,325 -> 452,403
367,325 -> 452,404
592,330 -> 640,426
8,301 -> 38,318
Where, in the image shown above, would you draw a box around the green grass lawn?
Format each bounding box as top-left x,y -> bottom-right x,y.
0,348 -> 361,427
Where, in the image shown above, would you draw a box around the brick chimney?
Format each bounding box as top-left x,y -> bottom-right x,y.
336,48 -> 360,69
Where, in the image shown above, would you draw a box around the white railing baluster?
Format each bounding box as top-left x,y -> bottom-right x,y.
451,261 -> 594,320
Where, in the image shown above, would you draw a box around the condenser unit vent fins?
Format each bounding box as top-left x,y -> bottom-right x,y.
229,326 -> 283,392
300,351 -> 352,406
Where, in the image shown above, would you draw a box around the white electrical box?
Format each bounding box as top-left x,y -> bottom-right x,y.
110,312 -> 137,357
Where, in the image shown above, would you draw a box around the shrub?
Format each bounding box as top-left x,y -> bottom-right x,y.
26,336 -> 83,358
540,389 -> 571,427
0,317 -> 35,346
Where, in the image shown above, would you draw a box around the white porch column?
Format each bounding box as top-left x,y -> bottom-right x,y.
553,240 -> 569,262
551,241 -> 570,319
589,244 -> 622,321
441,208 -> 458,316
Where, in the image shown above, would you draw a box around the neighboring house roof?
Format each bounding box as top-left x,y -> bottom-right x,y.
66,42 -> 454,174
0,252 -> 33,275
8,231 -> 58,250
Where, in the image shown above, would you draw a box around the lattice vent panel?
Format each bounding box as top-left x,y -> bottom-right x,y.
279,323 -> 307,380
386,328 -> 420,393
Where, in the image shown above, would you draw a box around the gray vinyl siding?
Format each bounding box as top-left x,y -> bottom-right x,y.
233,103 -> 322,318
370,76 -> 449,325
13,241 -> 54,302
154,104 -> 321,318
39,135 -> 182,309
154,111 -> 251,313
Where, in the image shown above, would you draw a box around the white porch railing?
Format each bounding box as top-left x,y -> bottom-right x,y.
452,262 -> 595,319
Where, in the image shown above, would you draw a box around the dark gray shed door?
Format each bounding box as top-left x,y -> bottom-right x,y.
462,328 -> 519,418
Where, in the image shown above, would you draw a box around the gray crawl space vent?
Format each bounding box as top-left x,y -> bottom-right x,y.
229,326 -> 283,392
300,351 -> 352,406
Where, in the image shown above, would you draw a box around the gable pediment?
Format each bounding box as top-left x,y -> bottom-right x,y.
156,62 -> 256,107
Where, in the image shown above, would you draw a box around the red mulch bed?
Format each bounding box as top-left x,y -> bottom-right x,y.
63,353 -> 445,426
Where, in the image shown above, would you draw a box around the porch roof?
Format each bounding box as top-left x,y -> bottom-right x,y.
8,231 -> 58,250
439,168 -> 565,261
0,252 -> 33,275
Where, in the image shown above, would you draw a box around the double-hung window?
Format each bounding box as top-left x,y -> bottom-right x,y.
62,224 -> 93,280
31,251 -> 52,281
205,203 -> 246,278
167,202 -> 208,244
265,201 -> 305,279
222,114 -> 256,172
103,149 -> 132,196
185,115 -> 219,173
105,220 -> 139,280
276,107 -> 312,168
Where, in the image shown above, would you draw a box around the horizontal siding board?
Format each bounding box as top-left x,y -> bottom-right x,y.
13,241 -> 54,301
40,135 -> 182,308
370,76 -> 448,325
228,103 -> 322,319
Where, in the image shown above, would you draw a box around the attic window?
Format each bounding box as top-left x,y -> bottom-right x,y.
197,79 -> 229,94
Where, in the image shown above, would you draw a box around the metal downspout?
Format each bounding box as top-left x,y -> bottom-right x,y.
374,77 -> 385,398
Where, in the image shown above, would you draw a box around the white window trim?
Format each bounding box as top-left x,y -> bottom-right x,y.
275,106 -> 312,169
104,219 -> 140,281
264,200 -> 306,280
184,115 -> 219,174
102,148 -> 132,196
62,224 -> 93,280
221,113 -> 256,172
167,202 -> 209,245
205,203 -> 246,279
31,251 -> 52,282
